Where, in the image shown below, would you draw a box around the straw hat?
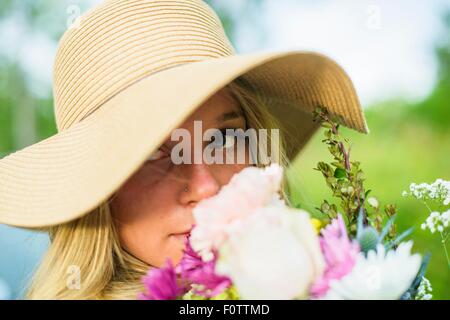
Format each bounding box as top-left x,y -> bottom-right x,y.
0,0 -> 369,228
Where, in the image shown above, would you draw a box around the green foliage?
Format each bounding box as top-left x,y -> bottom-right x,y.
401,254 -> 431,300
406,11 -> 450,131
289,106 -> 450,298
205,0 -> 266,48
311,106 -> 398,239
310,107 -> 438,300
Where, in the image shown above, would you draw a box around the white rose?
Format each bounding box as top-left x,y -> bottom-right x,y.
216,206 -> 324,300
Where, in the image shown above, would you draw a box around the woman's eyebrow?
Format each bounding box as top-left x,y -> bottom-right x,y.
217,110 -> 245,122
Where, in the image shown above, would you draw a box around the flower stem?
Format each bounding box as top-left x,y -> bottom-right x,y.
422,201 -> 433,214
440,231 -> 450,269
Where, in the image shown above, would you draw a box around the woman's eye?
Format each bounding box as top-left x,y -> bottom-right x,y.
210,130 -> 236,150
222,134 -> 236,149
146,148 -> 168,162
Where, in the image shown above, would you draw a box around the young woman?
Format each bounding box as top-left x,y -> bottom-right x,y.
0,0 -> 369,299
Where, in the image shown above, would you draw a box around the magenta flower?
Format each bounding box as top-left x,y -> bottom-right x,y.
310,214 -> 360,298
175,237 -> 232,298
138,259 -> 186,300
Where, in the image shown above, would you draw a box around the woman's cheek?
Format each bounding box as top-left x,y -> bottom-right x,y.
116,212 -> 172,267
111,171 -> 179,264
212,162 -> 250,185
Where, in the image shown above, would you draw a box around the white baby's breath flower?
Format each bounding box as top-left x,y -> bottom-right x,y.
415,276 -> 433,300
403,179 -> 450,205
444,197 -> 450,206
322,242 -> 421,300
421,209 -> 449,235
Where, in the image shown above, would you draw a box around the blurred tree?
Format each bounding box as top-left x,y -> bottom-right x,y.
408,11 -> 450,131
0,0 -> 263,157
206,0 -> 265,48
0,1 -> 71,155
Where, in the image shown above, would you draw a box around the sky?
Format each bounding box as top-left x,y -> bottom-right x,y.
233,0 -> 449,105
0,0 -> 448,106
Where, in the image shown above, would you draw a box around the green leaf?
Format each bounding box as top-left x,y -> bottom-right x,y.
321,122 -> 333,129
355,170 -> 365,181
331,161 -> 345,169
320,201 -> 331,214
385,227 -> 414,250
378,215 -> 396,243
334,168 -> 346,179
400,253 -> 431,300
356,205 -> 366,237
384,204 -> 397,216
326,176 -> 337,185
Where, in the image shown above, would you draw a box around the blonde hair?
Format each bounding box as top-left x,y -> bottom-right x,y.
25,77 -> 292,299
225,77 -> 292,204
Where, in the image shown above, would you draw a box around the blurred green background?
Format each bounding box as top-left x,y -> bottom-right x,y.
288,11 -> 450,299
0,0 -> 449,299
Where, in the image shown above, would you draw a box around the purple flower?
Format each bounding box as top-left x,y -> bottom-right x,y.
310,214 -> 360,298
138,259 -> 186,300
175,237 -> 232,298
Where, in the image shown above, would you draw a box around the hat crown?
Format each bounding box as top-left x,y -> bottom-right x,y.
53,0 -> 235,131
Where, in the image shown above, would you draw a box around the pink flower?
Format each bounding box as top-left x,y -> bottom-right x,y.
138,259 -> 187,300
139,237 -> 231,300
310,214 -> 360,298
190,163 -> 284,259
176,237 -> 232,298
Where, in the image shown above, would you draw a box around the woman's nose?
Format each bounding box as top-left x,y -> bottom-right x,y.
179,163 -> 220,206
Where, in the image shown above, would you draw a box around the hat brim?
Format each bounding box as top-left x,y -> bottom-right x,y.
0,50 -> 369,228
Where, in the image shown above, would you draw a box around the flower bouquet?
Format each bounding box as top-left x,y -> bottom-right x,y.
138,107 -> 439,300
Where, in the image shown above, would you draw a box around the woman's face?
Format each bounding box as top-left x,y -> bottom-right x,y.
110,88 -> 251,267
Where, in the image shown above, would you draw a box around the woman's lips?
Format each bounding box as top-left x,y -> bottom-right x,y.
170,232 -> 191,244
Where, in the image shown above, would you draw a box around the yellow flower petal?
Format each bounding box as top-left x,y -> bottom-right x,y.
310,218 -> 323,234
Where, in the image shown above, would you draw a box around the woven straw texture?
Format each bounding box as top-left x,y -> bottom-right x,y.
0,0 -> 368,227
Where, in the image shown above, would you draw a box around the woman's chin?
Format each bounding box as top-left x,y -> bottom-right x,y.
161,236 -> 188,266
